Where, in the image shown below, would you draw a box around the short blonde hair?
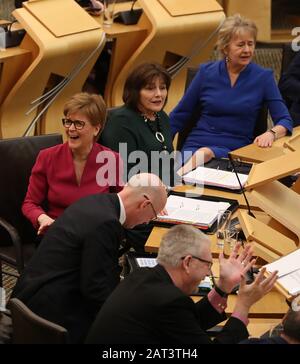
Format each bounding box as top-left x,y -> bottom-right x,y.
216,14 -> 257,59
63,92 -> 107,131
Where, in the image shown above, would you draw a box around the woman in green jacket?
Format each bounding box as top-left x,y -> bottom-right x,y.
100,62 -> 174,187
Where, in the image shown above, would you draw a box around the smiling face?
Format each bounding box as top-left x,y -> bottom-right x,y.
65,111 -> 100,155
137,76 -> 168,117
225,31 -> 255,71
185,248 -> 213,295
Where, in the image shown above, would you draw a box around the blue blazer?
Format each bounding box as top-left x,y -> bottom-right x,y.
170,60 -> 293,158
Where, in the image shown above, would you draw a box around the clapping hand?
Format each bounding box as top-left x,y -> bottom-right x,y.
237,267 -> 278,308
217,243 -> 256,294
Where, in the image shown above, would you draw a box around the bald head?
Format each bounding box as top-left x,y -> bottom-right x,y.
119,173 -> 167,228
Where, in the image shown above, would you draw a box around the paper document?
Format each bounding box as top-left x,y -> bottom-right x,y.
264,249 -> 300,295
0,287 -> 6,312
183,166 -> 248,190
157,195 -> 230,228
136,257 -> 157,268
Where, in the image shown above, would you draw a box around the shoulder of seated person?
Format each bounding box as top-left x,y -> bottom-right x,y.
251,62 -> 273,76
109,105 -> 137,119
38,143 -> 63,158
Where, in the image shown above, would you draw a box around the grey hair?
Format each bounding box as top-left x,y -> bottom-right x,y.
216,14 -> 257,59
157,225 -> 210,267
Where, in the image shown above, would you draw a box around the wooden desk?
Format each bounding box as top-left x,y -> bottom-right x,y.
230,126 -> 300,163
0,0 -> 104,138
145,183 -> 262,254
0,47 -> 32,105
173,185 -> 261,210
246,318 -> 282,338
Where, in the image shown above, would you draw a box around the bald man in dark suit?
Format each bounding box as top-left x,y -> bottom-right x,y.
11,173 -> 167,343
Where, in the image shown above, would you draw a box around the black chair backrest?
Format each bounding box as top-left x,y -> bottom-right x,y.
281,43 -> 298,76
176,66 -> 268,151
9,298 -> 68,344
279,43 -> 300,109
0,134 -> 63,247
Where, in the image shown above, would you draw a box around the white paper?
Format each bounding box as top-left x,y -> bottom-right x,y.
136,257 -> 157,268
264,249 -> 300,277
157,195 -> 230,227
264,249 -> 300,295
277,269 -> 300,295
0,287 -> 6,312
183,166 -> 248,190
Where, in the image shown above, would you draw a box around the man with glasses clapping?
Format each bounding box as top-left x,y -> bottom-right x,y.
86,224 -> 278,344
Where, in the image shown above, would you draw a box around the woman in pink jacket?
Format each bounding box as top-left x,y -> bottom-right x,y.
22,92 -> 123,235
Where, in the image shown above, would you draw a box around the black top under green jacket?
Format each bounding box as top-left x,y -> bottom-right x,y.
100,105 -> 174,185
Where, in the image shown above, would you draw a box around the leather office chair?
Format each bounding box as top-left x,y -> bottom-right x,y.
0,134 -> 63,285
9,298 -> 69,344
281,43 -> 298,77
279,43 -> 300,127
176,66 -> 268,151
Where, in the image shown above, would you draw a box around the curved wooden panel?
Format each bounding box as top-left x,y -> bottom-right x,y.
0,0 -> 105,138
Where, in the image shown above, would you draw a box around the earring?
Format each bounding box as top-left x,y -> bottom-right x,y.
225,56 -> 229,63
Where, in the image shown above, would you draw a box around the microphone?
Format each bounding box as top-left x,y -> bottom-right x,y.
114,0 -> 143,25
228,153 -> 256,218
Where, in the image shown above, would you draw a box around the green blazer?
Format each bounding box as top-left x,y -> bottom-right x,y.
100,105 -> 174,184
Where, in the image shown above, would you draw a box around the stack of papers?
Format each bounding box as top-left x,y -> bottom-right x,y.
183,166 -> 248,190
264,249 -> 300,296
157,195 -> 230,228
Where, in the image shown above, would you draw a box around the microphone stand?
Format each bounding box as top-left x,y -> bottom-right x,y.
114,0 -> 143,25
228,154 -> 257,281
228,154 -> 255,218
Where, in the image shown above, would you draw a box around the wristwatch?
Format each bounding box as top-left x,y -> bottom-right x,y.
267,128 -> 276,140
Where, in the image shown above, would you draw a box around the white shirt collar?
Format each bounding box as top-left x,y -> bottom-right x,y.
117,194 -> 126,225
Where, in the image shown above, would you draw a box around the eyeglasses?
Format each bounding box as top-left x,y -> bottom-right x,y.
143,194 -> 157,220
181,255 -> 213,269
62,118 -> 86,130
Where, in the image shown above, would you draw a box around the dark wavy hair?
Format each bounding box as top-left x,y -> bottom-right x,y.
122,63 -> 171,111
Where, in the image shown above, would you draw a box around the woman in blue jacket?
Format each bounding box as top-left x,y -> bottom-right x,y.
170,14 -> 293,175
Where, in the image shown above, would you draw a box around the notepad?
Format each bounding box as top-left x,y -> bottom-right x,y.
264,249 -> 300,296
183,166 -> 248,190
157,195 -> 230,228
